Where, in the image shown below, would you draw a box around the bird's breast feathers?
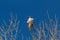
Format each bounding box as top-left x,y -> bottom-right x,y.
27,18 -> 34,23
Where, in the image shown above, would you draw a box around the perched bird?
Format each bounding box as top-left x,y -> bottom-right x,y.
27,16 -> 34,30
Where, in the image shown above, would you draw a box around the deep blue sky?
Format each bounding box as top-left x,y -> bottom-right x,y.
0,0 -> 60,40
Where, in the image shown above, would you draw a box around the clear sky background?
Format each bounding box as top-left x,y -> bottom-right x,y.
0,0 -> 60,40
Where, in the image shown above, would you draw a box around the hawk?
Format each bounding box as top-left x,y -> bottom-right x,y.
27,16 -> 34,30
